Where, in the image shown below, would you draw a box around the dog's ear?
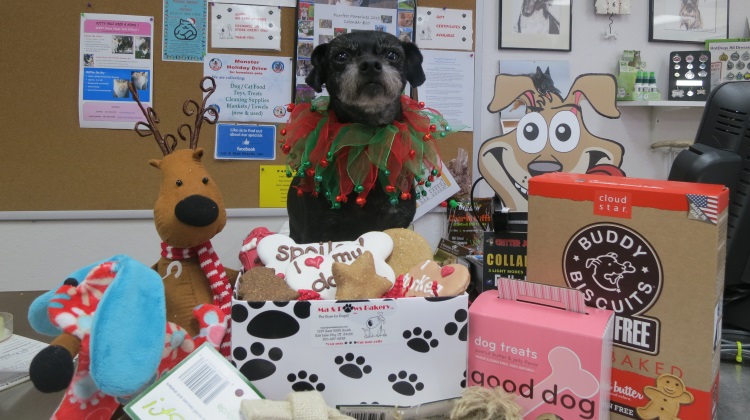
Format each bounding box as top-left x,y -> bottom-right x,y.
305,43 -> 329,92
402,41 -> 426,87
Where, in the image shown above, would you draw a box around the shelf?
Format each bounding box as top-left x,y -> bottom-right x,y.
617,100 -> 705,107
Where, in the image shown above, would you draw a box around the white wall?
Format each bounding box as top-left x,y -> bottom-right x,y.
2,1 -> 748,292
472,0 -> 750,197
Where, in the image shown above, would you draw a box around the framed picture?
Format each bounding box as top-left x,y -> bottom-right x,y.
649,0 -> 729,44
498,0 -> 572,51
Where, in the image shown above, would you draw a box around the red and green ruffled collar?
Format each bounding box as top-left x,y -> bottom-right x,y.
280,95 -> 458,208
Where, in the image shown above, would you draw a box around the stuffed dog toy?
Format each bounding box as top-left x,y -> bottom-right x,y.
478,73 -> 625,211
27,255 -> 226,420
282,31 -> 457,243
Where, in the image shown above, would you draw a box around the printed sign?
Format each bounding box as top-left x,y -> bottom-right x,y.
79,13 -> 154,129
210,4 -> 281,50
204,54 -> 293,123
311,301 -> 399,347
415,7 -> 473,50
163,0 -> 207,62
215,123 -> 276,160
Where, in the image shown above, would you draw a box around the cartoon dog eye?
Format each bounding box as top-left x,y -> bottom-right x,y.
549,111 -> 580,153
516,112 -> 548,154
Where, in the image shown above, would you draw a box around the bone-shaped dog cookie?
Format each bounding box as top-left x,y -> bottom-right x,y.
517,346 -> 600,416
284,244 -> 395,300
257,231 -> 394,275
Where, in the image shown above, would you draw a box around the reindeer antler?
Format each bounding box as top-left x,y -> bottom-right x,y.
129,83 -> 179,156
177,77 -> 220,149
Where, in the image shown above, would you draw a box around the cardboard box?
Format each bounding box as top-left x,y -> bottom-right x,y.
231,291 -> 468,407
527,173 -> 728,419
468,278 -> 614,420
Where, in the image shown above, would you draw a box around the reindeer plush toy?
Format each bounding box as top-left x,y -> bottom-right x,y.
131,77 -> 238,357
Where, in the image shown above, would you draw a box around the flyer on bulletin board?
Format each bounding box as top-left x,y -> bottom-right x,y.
209,3 -> 281,50
203,54 -> 293,123
79,13 -> 154,129
163,0 -> 208,62
415,7 -> 473,51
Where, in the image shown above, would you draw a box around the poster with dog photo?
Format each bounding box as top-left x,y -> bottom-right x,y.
209,3 -> 281,50
498,0 -> 572,51
649,0 -> 729,43
79,13 -> 154,129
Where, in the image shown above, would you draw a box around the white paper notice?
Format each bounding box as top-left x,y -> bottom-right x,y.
417,49 -> 474,132
210,4 -> 281,50
414,162 -> 460,221
204,54 -> 293,123
79,13 -> 154,129
0,335 -> 48,392
213,0 -> 295,6
415,7 -> 473,51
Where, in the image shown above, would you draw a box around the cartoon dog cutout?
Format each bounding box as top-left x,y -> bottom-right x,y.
478,73 -> 625,211
636,374 -> 694,420
363,312 -> 386,338
586,252 -> 635,293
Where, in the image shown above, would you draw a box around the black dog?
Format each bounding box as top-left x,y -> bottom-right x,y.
286,31 -> 426,243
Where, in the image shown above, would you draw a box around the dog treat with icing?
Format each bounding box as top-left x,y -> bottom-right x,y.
283,243 -> 396,300
280,95 -> 460,208
383,228 -> 433,276
403,260 -> 470,298
333,251 -> 394,300
256,231 -> 394,275
238,267 -> 299,302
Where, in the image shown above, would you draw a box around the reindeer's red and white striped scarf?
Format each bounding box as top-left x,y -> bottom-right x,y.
161,241 -> 232,358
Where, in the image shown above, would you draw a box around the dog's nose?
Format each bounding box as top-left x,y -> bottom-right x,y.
359,59 -> 383,76
528,161 -> 562,177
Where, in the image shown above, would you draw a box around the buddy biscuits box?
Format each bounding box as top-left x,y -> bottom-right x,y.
527,173 -> 728,419
231,291 -> 468,408
469,278 -> 614,419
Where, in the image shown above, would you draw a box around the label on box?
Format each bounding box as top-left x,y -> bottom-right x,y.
482,231 -> 527,288
125,343 -> 263,420
311,301 -> 399,347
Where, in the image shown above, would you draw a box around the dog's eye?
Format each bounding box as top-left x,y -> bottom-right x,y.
516,112 -> 547,154
385,51 -> 399,61
549,111 -> 580,153
334,51 -> 349,63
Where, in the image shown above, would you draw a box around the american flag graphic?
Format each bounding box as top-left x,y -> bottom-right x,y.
687,194 -> 719,224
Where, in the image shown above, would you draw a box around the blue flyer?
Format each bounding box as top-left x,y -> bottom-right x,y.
215,123 -> 276,160
163,0 -> 207,62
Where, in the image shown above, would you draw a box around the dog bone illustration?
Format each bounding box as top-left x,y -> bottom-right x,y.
257,231 -> 393,275
517,346 -> 600,416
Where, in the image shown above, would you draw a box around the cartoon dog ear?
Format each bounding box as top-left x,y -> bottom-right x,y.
305,43 -> 329,92
28,259 -> 114,337
488,75 -> 538,113
402,42 -> 426,87
585,258 -> 600,268
89,255 -> 166,397
565,73 -> 621,119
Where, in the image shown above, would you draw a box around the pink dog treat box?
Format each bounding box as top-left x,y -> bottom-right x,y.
469,278 -> 614,419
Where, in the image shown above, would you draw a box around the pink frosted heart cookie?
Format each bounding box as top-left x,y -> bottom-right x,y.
403,260 -> 470,297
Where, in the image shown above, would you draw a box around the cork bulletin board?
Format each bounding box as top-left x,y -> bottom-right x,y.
0,0 -> 475,211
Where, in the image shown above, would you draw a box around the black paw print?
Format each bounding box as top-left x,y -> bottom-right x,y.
335,353 -> 372,379
287,370 -> 325,392
403,327 -> 438,353
236,342 -> 282,381
343,303 -> 353,313
461,369 -> 466,388
233,301 -> 311,339
388,371 -> 424,396
445,309 -> 468,341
